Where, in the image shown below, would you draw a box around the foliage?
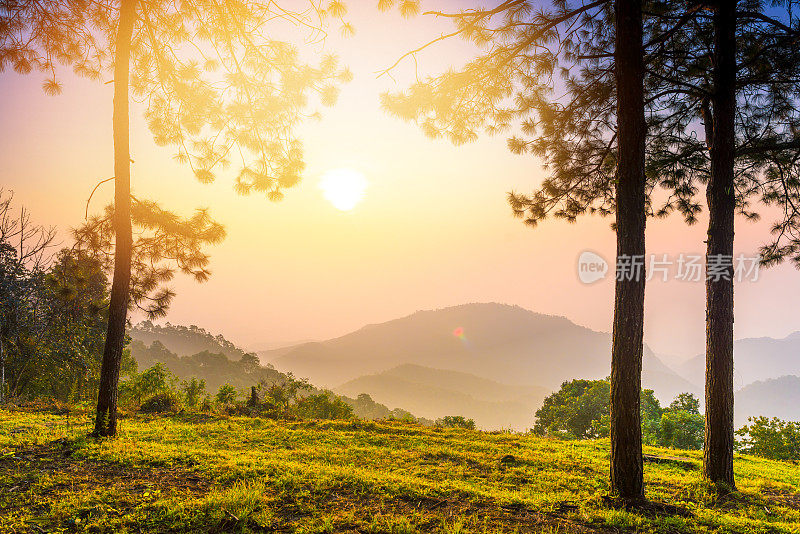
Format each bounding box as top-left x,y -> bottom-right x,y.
181,377 -> 206,408
293,392 -> 354,420
438,415 -> 476,430
259,374 -> 312,414
0,192 -> 136,403
138,391 -> 181,413
533,379 -> 610,439
3,409 -> 800,533
130,321 -> 251,361
119,363 -> 178,408
736,417 -> 800,462
381,1 -> 800,253
73,200 -> 226,318
533,380 -> 703,449
1,0 -> 352,199
661,409 -> 705,451
129,340 -> 282,394
215,383 -> 238,407
342,392 -> 428,424
670,392 -> 701,414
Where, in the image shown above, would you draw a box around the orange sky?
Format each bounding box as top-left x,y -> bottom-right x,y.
1,2 -> 799,361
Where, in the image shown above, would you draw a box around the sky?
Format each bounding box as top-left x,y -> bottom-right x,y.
2,1 -> 800,363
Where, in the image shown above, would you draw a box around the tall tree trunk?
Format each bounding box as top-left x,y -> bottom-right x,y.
1,337 -> 5,403
610,0 -> 647,501
704,0 -> 737,490
93,0 -> 137,437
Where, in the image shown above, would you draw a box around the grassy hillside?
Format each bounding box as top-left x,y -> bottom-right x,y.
2,409 -> 800,533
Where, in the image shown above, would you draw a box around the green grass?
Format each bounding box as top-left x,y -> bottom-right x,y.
1,408 -> 799,533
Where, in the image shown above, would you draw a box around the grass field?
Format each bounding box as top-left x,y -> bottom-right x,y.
1,408 -> 799,533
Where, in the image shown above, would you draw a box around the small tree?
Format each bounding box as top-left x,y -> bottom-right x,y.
181,377 -> 206,408
2,0 -> 351,437
215,383 -> 238,407
534,379 -> 611,439
661,410 -> 704,450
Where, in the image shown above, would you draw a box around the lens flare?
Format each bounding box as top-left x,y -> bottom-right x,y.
453,327 -> 465,339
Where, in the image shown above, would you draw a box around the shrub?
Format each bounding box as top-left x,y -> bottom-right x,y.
182,377 -> 206,408
120,364 -> 178,407
293,393 -> 354,420
439,415 -> 475,430
215,384 -> 238,406
139,392 -> 181,413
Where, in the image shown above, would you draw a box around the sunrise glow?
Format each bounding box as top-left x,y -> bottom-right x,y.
319,168 -> 368,211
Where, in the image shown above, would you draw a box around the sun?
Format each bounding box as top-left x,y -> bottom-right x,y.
319,168 -> 368,211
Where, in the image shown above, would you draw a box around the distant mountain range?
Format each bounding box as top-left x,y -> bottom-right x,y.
136,304 -> 800,429
678,332 -> 800,389
735,376 -> 800,427
336,364 -> 549,430
265,303 -> 699,424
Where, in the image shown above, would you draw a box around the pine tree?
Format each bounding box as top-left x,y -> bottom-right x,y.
380,0 -> 800,495
1,0 -> 351,436
381,0 -> 652,501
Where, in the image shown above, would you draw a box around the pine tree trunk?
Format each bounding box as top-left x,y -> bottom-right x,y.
703,0 -> 737,490
610,0 -> 647,501
93,0 -> 137,437
1,337 -> 5,404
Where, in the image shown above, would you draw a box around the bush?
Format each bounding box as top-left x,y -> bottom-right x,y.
182,377 -> 206,408
661,410 -> 704,450
438,415 -> 475,430
293,393 -> 354,420
215,384 -> 238,406
139,392 -> 181,413
120,364 -> 178,407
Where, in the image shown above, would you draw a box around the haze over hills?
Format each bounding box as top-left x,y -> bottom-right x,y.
678,332 -> 800,389
130,321 -> 249,361
735,376 -> 800,426
336,364 -> 550,430
132,304 -> 800,428
269,303 -> 699,403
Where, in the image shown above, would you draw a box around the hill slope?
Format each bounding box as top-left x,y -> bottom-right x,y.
336,364 -> 550,430
129,321 -> 248,361
3,409 -> 800,533
272,303 -> 698,401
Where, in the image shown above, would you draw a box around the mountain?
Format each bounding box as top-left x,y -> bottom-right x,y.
336,364 -> 550,430
735,376 -> 800,426
679,332 -> 800,389
130,321 -> 249,361
272,303 -> 699,402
